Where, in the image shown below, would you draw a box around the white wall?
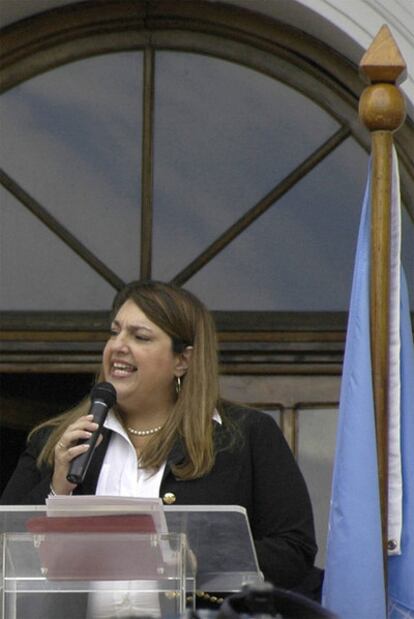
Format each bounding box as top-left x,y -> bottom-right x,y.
235,0 -> 414,115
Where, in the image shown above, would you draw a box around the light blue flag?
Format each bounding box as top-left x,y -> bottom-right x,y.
388,269 -> 414,618
322,166 -> 386,619
323,153 -> 414,619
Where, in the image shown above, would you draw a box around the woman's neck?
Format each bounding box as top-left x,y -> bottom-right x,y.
116,402 -> 172,432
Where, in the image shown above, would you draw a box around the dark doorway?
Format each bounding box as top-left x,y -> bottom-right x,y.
0,373 -> 95,494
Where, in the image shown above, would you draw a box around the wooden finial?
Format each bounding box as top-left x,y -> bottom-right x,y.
359,25 -> 406,132
360,24 -> 407,84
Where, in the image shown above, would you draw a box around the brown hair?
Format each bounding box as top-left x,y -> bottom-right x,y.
31,280 -> 221,480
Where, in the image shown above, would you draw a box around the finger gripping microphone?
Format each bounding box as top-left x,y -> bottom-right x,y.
67,382 -> 117,485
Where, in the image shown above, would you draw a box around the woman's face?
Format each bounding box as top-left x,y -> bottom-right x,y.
102,299 -> 185,417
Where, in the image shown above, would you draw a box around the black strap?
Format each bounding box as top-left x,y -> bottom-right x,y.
216,584 -> 338,619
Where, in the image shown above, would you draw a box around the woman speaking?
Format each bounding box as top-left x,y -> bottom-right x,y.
1,280 -> 317,599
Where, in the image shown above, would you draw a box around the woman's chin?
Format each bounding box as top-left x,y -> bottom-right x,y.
115,382 -> 143,406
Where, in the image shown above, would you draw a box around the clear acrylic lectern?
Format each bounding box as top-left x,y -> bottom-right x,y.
0,504 -> 263,619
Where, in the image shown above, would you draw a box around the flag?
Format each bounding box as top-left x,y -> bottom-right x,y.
388,168 -> 414,617
322,149 -> 414,619
322,161 -> 386,619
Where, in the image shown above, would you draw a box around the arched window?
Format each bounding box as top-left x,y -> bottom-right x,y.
1,2 -> 412,317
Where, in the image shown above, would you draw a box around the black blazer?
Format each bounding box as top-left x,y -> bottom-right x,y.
1,402 -> 317,589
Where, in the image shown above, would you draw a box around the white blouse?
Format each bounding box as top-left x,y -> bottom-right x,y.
95,410 -> 166,498
87,409 -> 221,618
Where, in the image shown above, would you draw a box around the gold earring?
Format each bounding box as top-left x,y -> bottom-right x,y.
175,376 -> 181,395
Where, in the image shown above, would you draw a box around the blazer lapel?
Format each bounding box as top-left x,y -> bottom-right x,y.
74,428 -> 112,495
162,437 -> 186,483
161,419 -> 224,483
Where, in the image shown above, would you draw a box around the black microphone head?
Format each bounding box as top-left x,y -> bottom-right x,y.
91,382 -> 117,408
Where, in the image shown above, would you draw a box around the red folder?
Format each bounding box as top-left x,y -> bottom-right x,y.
26,513 -> 156,534
26,514 -> 165,581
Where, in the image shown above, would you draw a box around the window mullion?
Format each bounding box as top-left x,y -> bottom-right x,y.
171,125 -> 350,286
0,168 -> 124,290
140,45 -> 155,279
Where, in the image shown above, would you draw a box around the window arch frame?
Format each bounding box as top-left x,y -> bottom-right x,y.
0,0 -> 413,376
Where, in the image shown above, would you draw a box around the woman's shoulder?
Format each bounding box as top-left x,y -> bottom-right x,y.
219,400 -> 278,430
26,424 -> 55,452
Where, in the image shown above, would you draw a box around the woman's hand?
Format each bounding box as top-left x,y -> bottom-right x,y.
51,414 -> 99,495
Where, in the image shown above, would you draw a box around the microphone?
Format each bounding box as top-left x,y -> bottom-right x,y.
66,382 -> 117,485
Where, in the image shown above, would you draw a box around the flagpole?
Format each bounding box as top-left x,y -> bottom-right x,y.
358,25 -> 406,581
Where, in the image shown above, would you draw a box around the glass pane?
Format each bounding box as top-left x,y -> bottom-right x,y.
152,51 -> 339,282
185,138 -> 369,310
0,52 -> 143,309
296,407 -> 339,568
262,409 -> 282,427
0,188 -> 115,310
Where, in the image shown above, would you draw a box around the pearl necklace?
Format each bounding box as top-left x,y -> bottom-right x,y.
127,424 -> 163,436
